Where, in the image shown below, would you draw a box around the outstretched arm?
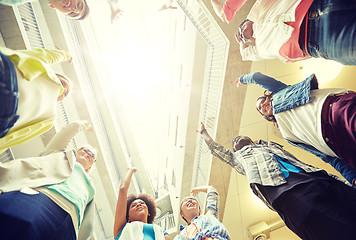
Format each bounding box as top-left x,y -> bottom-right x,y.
108,0 -> 123,23
19,48 -> 72,65
40,120 -> 93,155
196,122 -> 214,147
191,186 -> 219,217
113,167 -> 137,238
190,186 -> 209,195
237,72 -> 287,93
197,122 -> 245,175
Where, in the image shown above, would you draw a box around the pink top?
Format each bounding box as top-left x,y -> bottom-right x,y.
240,0 -> 314,62
279,0 -> 313,61
222,0 -> 249,22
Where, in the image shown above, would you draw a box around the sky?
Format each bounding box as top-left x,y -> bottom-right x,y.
88,0 -> 177,181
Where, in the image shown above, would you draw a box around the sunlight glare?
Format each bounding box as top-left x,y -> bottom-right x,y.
302,58 -> 343,86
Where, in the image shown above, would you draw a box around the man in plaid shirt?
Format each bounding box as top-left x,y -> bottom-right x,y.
174,186 -> 231,240
197,122 -> 356,240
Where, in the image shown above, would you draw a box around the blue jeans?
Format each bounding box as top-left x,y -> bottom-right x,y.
307,0 -> 356,65
0,191 -> 76,240
0,52 -> 19,138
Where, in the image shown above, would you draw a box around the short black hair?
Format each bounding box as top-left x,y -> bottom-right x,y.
126,194 -> 157,224
232,136 -> 253,152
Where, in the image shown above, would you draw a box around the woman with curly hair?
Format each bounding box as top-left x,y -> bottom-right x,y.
114,168 -> 170,240
236,72 -> 356,186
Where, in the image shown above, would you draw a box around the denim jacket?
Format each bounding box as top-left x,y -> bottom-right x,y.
239,72 -> 356,185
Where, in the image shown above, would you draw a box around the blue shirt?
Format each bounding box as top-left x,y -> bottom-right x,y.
239,72 -> 356,185
275,155 -> 303,178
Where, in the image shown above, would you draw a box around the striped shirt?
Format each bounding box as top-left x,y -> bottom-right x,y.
175,187 -> 231,240
209,140 -> 350,209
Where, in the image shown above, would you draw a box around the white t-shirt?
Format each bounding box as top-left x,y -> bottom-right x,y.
275,88 -> 347,157
116,222 -> 166,240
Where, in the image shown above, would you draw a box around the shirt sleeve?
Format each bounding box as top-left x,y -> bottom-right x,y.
240,44 -> 266,62
209,142 -> 245,175
286,139 -> 356,185
222,0 -> 249,22
40,121 -> 89,155
19,48 -> 71,65
239,72 -> 287,93
328,158 -> 356,186
246,0 -> 260,21
206,186 -> 219,218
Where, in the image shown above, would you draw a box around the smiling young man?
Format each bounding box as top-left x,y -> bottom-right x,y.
175,186 -> 231,240
0,0 -> 90,20
197,122 -> 356,240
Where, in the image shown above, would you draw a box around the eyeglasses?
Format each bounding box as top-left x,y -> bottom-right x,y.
66,0 -> 84,19
80,148 -> 96,162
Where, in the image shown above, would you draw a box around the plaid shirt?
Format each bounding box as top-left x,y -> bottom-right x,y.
175,187 -> 231,240
209,140 -> 351,210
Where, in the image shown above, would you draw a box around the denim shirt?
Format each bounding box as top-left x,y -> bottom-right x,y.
239,72 -> 356,185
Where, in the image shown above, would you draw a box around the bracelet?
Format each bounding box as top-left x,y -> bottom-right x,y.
200,129 -> 207,134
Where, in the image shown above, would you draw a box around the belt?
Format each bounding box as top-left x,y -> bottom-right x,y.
321,91 -> 351,142
298,11 -> 310,57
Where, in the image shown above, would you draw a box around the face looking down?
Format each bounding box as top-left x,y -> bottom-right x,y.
76,147 -> 96,172
256,96 -> 273,117
48,0 -> 88,20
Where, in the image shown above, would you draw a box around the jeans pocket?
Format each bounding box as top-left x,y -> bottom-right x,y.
308,42 -> 329,59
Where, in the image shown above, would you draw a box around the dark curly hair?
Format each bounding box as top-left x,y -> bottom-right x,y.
126,194 -> 157,224
256,90 -> 277,123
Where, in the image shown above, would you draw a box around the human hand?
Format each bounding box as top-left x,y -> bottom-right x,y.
235,77 -> 242,87
110,2 -> 123,23
190,188 -> 200,196
220,10 -> 229,23
82,120 -> 94,132
55,45 -> 73,63
196,122 -> 206,134
234,33 -> 242,44
190,186 -> 209,195
128,167 -> 137,173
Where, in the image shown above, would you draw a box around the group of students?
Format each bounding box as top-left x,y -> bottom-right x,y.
202,0 -> 356,239
1,0 -> 356,239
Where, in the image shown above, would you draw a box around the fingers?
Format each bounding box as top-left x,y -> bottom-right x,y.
235,77 -> 242,87
196,122 -> 206,133
221,11 -> 228,23
87,125 -> 94,132
234,34 -> 241,43
128,167 -> 137,172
